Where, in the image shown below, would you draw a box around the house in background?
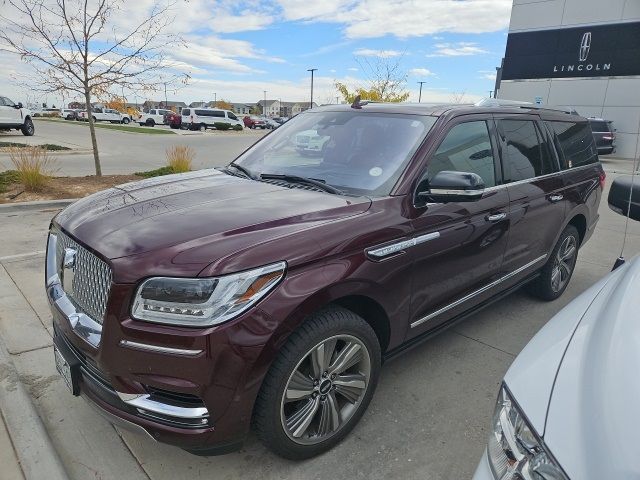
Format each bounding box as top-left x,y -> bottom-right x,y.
143,100 -> 187,112
232,103 -> 253,115
256,100 -> 318,117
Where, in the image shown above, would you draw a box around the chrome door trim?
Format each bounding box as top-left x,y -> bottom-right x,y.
119,340 -> 203,357
482,163 -> 599,193
367,232 -> 440,259
410,254 -> 548,329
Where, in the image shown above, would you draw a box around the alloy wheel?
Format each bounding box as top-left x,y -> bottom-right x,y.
280,335 -> 371,445
551,235 -> 577,293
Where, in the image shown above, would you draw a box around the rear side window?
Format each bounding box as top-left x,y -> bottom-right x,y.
497,119 -> 556,182
195,109 -> 224,117
427,121 -> 496,188
548,121 -> 598,169
589,121 -> 611,133
182,109 -> 190,116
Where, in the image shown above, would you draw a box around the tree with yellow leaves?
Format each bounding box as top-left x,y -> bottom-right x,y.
336,54 -> 410,103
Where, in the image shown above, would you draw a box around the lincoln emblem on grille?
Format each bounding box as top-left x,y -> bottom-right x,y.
62,247 -> 77,295
579,32 -> 592,62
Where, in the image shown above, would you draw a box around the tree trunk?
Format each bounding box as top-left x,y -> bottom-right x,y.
84,88 -> 102,177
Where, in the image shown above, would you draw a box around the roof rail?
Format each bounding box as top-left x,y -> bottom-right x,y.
474,98 -> 578,115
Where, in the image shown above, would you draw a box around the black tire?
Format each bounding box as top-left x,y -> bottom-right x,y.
21,117 -> 34,136
527,225 -> 579,301
122,117 -> 130,124
146,119 -> 155,127
199,123 -> 206,131
253,306 -> 381,460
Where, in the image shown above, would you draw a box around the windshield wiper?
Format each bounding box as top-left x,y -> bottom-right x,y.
260,173 -> 343,195
226,163 -> 254,179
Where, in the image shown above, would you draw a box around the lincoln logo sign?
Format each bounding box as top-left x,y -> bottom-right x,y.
553,31 -> 611,75
501,21 -> 640,80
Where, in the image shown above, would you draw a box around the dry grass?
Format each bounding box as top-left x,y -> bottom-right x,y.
7,146 -> 57,191
166,145 -> 195,173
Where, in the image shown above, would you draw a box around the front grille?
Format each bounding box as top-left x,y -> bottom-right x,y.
55,230 -> 112,325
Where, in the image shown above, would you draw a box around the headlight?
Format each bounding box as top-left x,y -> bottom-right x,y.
131,261 -> 286,327
488,386 -> 568,480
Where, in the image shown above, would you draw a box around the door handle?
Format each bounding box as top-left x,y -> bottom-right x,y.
549,194 -> 564,202
486,213 -> 506,222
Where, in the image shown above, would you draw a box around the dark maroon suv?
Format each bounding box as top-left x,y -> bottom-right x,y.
47,101 -> 604,459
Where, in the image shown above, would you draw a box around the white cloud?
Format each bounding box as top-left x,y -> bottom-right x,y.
277,0 -> 511,38
348,67 -> 359,72
353,48 -> 402,58
428,42 -> 489,57
478,70 -> 497,81
409,68 -> 436,77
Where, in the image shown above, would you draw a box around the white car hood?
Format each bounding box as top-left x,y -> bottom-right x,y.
542,257 -> 640,479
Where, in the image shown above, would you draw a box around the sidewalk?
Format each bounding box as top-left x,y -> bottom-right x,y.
0,412 -> 24,480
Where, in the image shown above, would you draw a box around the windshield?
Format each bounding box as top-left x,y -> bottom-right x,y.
233,110 -> 437,196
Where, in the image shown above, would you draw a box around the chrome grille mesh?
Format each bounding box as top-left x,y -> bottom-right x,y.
55,230 -> 112,324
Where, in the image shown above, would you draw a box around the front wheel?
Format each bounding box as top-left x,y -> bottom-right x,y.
253,306 -> 381,460
21,117 -> 34,136
122,117 -> 130,124
527,225 -> 579,301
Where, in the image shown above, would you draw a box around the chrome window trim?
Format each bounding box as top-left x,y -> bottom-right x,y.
483,163 -> 599,193
428,188 -> 484,196
119,340 -> 203,357
367,232 -> 440,259
410,254 -> 547,329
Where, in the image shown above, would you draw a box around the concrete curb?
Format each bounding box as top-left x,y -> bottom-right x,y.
0,338 -> 69,480
0,199 -> 75,213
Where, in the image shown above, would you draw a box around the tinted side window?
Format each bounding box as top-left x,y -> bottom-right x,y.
228,112 -> 238,120
498,119 -> 555,182
194,109 -> 224,117
182,109 -> 190,116
589,121 -> 611,133
548,121 -> 598,169
427,121 -> 496,188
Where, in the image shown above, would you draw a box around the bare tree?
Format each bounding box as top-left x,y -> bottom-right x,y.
336,54 -> 410,103
450,91 -> 468,104
0,0 -> 187,176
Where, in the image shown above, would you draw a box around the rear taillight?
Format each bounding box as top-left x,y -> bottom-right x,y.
599,171 -> 606,190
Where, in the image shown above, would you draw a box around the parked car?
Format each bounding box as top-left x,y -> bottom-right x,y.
61,109 -> 80,120
472,175 -> 639,480
165,112 -> 182,129
48,102 -> 603,460
588,117 -> 616,155
0,96 -> 34,136
264,117 -> 280,129
179,107 -> 242,131
295,129 -> 331,154
273,117 -> 289,125
138,108 -> 173,127
79,107 -> 131,124
243,115 -> 267,129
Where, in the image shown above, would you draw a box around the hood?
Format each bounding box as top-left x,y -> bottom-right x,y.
55,170 -> 371,276
541,258 -> 640,479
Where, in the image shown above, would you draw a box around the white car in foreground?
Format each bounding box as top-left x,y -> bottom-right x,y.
0,96 -> 34,136
474,175 -> 640,480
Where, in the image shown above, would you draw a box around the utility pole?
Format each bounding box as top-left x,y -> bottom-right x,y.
164,82 -> 168,108
336,96 -> 339,104
214,92 -> 217,107
488,90 -> 493,98
417,81 -> 427,103
307,68 -> 317,110
263,90 -> 267,116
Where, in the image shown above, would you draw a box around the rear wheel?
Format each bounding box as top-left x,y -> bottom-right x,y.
21,117 -> 34,136
528,225 -> 579,301
199,123 -> 206,131
253,306 -> 381,460
146,119 -> 155,127
122,117 -> 130,124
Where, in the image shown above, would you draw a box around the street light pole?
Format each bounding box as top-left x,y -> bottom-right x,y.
214,92 -> 217,107
307,68 -> 317,110
336,96 -> 339,104
417,81 -> 426,103
164,82 -> 168,108
263,90 -> 267,116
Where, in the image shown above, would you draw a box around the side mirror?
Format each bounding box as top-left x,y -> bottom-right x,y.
608,176 -> 640,222
15,102 -> 23,109
417,170 -> 485,204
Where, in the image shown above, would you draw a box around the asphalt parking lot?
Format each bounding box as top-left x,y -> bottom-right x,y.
0,161 -> 639,480
0,119 -> 265,176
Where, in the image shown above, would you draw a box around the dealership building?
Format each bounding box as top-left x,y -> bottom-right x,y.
497,0 -> 640,159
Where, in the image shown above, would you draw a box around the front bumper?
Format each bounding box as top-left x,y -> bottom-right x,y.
45,230 -> 274,455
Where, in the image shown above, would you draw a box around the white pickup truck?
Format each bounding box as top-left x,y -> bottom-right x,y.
79,107 -> 131,124
138,108 -> 173,127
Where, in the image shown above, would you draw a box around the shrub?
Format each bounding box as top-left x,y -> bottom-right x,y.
232,124 -> 243,131
0,170 -> 20,193
213,122 -> 231,131
7,146 -> 56,191
165,145 -> 194,173
135,166 -> 175,178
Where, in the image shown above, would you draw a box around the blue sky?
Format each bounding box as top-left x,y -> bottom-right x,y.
1,0 -> 514,105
